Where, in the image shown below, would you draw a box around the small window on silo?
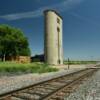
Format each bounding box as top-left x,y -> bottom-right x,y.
57,27 -> 60,32
57,18 -> 60,24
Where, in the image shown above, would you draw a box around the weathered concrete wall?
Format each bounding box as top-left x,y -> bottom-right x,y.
57,15 -> 63,65
44,10 -> 63,65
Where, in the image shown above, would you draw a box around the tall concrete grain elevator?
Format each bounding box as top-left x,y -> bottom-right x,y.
44,10 -> 63,65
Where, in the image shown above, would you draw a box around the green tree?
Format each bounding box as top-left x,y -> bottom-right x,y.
0,24 -> 31,61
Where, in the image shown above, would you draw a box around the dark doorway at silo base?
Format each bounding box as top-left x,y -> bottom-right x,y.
31,54 -> 44,62
58,59 -> 61,64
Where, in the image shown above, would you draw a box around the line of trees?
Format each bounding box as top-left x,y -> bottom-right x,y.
0,24 -> 31,61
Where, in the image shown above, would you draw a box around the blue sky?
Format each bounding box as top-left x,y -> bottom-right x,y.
0,0 -> 100,60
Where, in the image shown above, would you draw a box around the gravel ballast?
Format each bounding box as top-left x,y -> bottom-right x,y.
65,69 -> 100,100
0,68 -> 85,95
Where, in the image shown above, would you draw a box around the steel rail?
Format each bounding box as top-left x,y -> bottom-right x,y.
0,68 -> 98,100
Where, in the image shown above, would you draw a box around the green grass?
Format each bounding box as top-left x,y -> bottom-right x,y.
0,62 -> 58,75
64,61 -> 98,65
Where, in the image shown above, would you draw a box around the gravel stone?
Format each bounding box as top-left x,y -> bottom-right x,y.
0,68 -> 85,95
64,69 -> 100,100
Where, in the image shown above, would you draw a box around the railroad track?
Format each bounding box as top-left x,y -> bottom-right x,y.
0,68 -> 98,100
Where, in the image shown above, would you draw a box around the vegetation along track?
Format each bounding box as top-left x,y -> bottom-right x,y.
0,68 -> 98,100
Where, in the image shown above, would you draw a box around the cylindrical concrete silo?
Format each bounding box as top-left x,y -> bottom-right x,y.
44,10 -> 63,65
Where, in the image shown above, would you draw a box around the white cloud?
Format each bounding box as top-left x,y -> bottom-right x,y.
0,0 -> 84,21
